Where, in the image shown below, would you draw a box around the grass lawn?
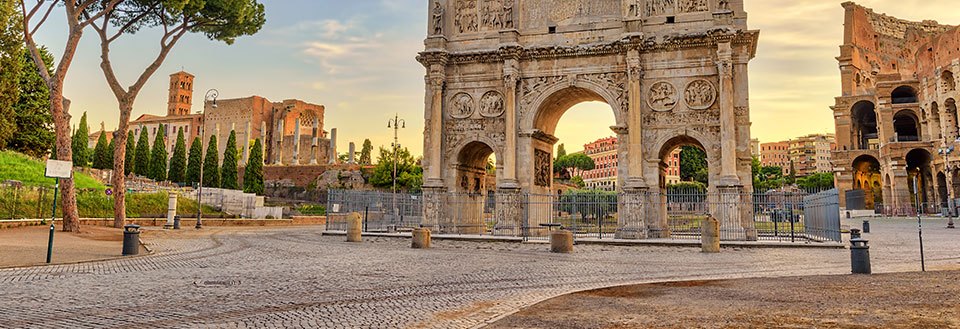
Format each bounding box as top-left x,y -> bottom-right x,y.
0,151 -> 105,189
0,189 -> 222,219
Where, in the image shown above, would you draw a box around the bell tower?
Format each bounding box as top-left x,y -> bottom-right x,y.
167,71 -> 194,116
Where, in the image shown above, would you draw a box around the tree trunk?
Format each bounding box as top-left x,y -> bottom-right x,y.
50,89 -> 80,232
111,103 -> 133,228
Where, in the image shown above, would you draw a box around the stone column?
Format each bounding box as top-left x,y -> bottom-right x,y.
625,47 -> 646,188
328,128 -> 338,164
424,60 -> 446,187
310,120 -> 319,165
348,142 -> 356,164
274,119 -> 284,165
242,122 -> 251,166
501,46 -> 521,188
717,42 -> 740,186
260,121 -> 267,164
292,118 -> 302,165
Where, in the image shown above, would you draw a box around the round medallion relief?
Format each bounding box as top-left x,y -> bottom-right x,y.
479,91 -> 505,118
647,81 -> 678,112
683,79 -> 717,110
450,93 -> 475,119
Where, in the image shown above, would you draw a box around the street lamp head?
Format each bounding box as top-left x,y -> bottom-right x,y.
205,89 -> 219,109
388,121 -> 392,128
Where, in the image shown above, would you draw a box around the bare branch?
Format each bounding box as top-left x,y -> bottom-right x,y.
107,4 -> 159,43
19,0 -> 54,85
32,0 -> 58,33
79,0 -> 123,28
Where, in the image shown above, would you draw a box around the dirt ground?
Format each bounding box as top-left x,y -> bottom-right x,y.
0,225 -> 143,268
488,271 -> 960,329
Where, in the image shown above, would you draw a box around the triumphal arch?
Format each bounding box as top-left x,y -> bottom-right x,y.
418,0 -> 758,240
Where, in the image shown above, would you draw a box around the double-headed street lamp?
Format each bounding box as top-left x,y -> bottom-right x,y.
938,138 -> 958,229
388,114 -> 405,225
196,89 -> 219,229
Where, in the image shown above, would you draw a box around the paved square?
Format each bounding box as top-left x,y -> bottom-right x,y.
0,219 -> 957,328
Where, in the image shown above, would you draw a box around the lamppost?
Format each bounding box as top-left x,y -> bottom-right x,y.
939,139 -> 958,229
387,114 -> 405,225
196,89 -> 218,229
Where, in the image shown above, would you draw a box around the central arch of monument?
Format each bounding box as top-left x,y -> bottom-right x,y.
418,0 -> 758,240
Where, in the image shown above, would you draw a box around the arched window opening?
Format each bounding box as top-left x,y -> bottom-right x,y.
851,101 -> 878,150
891,86 -> 918,104
942,71 -> 956,92
893,111 -> 920,142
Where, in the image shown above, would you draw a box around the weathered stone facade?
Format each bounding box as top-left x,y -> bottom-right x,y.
832,2 -> 960,212
419,0 -> 758,238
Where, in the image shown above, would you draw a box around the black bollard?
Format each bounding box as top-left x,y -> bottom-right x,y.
862,219 -> 870,233
850,237 -> 871,274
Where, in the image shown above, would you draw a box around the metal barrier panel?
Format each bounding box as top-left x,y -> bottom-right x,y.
802,189 -> 842,242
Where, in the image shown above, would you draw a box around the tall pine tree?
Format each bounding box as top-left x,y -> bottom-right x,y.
71,112 -> 90,167
186,137 -> 202,186
133,127 -> 151,176
148,124 -> 168,181
124,131 -> 135,175
202,135 -> 220,188
243,139 -> 264,195
91,132 -> 108,169
168,127 -> 187,183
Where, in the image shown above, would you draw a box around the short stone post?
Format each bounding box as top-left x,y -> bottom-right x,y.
701,216 -> 720,253
346,212 -> 363,242
550,229 -> 574,253
164,193 -> 178,229
412,227 -> 431,249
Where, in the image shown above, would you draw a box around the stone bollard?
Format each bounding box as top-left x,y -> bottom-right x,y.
701,216 -> 721,253
412,228 -> 431,249
850,237 -> 871,274
550,230 -> 574,253
346,212 -> 363,242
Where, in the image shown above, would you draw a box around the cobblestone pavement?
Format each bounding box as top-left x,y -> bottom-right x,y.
1,218 -> 957,328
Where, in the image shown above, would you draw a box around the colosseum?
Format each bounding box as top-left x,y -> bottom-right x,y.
833,2 -> 960,214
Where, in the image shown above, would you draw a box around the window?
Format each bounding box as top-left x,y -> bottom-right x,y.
666,16 -> 675,23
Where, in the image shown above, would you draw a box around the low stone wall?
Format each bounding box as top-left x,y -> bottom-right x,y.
0,216 -> 327,230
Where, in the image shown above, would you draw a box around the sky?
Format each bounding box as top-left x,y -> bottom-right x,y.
31,0 -> 960,156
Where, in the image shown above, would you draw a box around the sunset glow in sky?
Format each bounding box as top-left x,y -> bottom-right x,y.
33,1 -> 960,155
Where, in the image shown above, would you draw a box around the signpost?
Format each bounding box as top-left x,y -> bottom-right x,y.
43,159 -> 72,264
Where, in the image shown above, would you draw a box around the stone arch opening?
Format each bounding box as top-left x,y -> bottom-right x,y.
852,155 -> 882,210
947,99 -> 959,139
657,135 -> 710,192
893,110 -> 920,142
891,85 -> 918,104
851,101 -> 878,150
906,148 -> 933,210
527,85 -> 622,194
929,102 -> 944,140
448,140 -> 498,234
943,71 -> 956,92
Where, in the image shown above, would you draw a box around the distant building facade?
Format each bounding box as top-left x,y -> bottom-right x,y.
582,137 -> 682,190
126,70 -> 330,168
760,134 -> 835,177
760,141 -> 790,174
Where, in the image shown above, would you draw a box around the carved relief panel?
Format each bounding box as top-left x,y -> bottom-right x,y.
450,93 -> 475,119
643,0 -> 714,17
479,91 -> 505,117
520,0 -> 620,29
648,81 -> 679,112
534,149 -> 551,187
454,0 -> 479,33
683,79 -> 717,110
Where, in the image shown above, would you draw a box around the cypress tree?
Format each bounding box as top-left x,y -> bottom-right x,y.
202,135 -> 220,188
186,137 -> 202,186
220,130 -> 239,190
243,139 -> 264,195
359,139 -> 373,165
124,131 -> 135,175
168,127 -> 187,183
134,127 -> 150,176
148,124 -> 168,181
71,112 -> 90,167
106,138 -> 115,170
91,132 -> 108,169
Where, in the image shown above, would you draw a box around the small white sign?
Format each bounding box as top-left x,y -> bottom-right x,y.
331,204 -> 341,213
44,159 -> 73,179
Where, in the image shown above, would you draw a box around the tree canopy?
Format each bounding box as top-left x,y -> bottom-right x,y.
202,135 -> 220,188
359,139 -> 373,165
679,146 -> 708,185
148,124 -> 167,181
133,127 -> 150,176
369,146 -> 422,192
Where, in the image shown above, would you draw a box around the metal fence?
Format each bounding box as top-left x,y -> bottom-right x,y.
326,188 -> 844,243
